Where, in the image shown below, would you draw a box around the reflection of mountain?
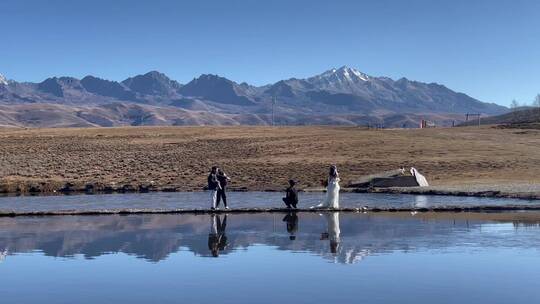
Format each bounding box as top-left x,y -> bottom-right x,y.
0,249 -> 7,263
0,213 -> 539,264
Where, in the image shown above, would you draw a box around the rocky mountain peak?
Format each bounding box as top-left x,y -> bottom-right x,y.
122,71 -> 180,96
314,66 -> 370,83
304,66 -> 371,94
81,76 -> 136,101
195,74 -> 231,83
179,74 -> 255,106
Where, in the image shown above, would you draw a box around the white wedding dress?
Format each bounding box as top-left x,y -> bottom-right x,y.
410,167 -> 429,187
316,176 -> 341,208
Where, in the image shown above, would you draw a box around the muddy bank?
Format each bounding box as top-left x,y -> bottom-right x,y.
365,184 -> 540,200
0,180 -> 235,195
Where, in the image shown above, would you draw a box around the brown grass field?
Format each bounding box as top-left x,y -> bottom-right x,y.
0,126 -> 539,194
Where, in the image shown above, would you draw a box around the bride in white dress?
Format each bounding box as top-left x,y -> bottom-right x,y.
315,165 -> 341,209
410,167 -> 429,187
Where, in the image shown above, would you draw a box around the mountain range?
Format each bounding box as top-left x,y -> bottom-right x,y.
0,66 -> 507,128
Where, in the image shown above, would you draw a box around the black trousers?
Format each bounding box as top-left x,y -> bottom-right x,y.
282,197 -> 297,208
217,189 -> 227,207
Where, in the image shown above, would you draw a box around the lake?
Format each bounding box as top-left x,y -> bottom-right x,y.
0,191 -> 538,213
1,206 -> 540,303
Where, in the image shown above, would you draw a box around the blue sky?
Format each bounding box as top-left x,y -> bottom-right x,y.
1,0 -> 538,106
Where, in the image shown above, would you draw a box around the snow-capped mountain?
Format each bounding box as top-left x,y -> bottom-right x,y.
0,67 -> 508,127
261,67 -> 506,116
306,66 -> 370,93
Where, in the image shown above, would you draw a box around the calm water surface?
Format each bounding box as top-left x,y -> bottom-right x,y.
0,191 -> 537,212
1,211 -> 540,303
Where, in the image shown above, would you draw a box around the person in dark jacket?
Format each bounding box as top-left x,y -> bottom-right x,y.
282,179 -> 299,209
216,169 -> 231,209
207,166 -> 220,210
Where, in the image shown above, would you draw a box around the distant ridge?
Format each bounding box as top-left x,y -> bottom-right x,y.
0,67 -> 508,128
459,107 -> 540,127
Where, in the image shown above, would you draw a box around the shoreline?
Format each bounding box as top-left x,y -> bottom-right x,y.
2,184 -> 539,200
365,184 -> 540,200
2,205 -> 540,217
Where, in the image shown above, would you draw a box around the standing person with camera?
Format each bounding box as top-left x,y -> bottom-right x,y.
216,168 -> 231,210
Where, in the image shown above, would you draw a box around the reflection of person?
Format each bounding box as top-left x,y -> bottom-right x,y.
414,195 -> 428,208
320,212 -> 341,254
282,212 -> 298,240
207,166 -> 220,210
208,214 -> 228,257
282,180 -> 298,209
216,169 -> 231,210
315,165 -> 341,209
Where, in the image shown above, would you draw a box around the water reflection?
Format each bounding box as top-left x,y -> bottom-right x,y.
0,191 -> 536,213
1,212 -> 540,264
282,212 -> 298,241
0,249 -> 7,263
321,212 -> 340,254
414,195 -> 429,208
208,214 -> 228,257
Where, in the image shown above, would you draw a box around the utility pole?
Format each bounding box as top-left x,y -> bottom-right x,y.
272,96 -> 276,127
465,113 -> 481,127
